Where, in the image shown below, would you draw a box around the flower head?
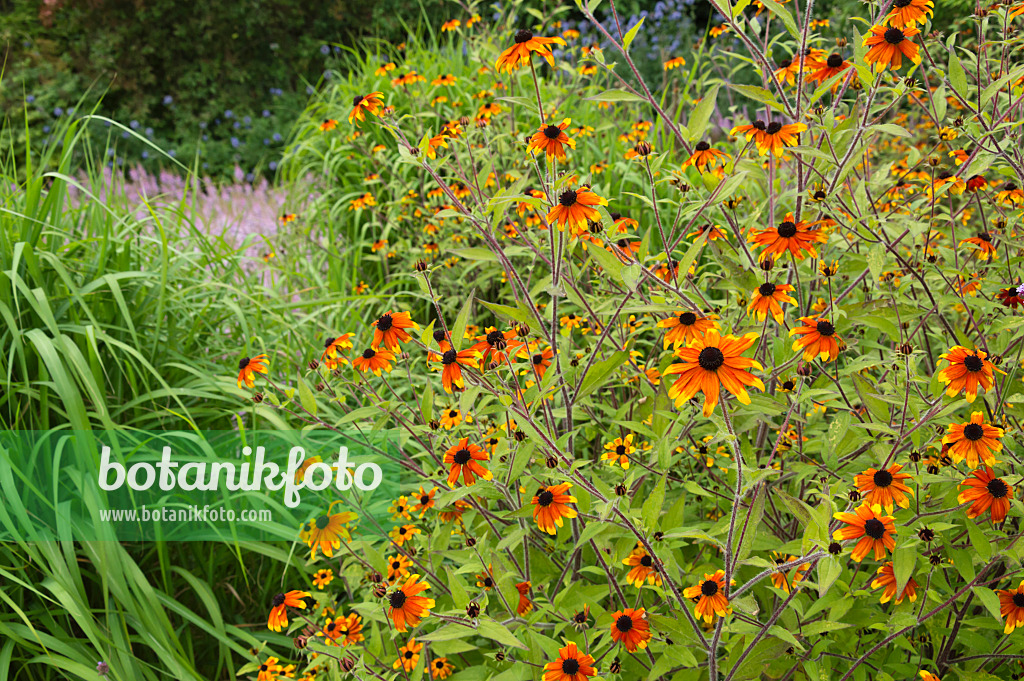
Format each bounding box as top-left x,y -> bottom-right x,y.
665,329 -> 765,416
832,503 -> 897,561
532,482 -> 577,534
388,574 -> 435,632
943,412 -> 1004,468
682,570 -> 732,623
496,29 -> 566,72
958,466 -> 1013,524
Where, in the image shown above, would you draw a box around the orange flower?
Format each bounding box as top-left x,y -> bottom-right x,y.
532,482 -> 577,534
267,590 -> 309,631
609,607 -> 651,652
622,547 -> 661,587
349,92 -> 385,123
529,119 -> 576,162
747,282 -> 797,324
683,141 -> 731,170
542,642 -> 595,681
886,0 -> 934,27
444,438 -> 492,486
832,503 -> 897,562
353,347 -> 396,375
863,25 -> 921,72
731,120 -> 806,156
769,552 -> 810,593
237,354 -> 269,388
871,562 -> 918,604
682,570 -> 732,623
430,347 -> 479,393
388,574 -> 435,632
749,213 -> 826,261
789,315 -> 843,362
516,581 -> 533,615
937,346 -> 1001,403
371,310 -> 419,351
958,466 -> 1013,524
469,328 -> 523,365
997,580 -> 1024,634
805,53 -> 851,90
547,186 -> 608,231
319,119 -> 338,132
658,311 -> 719,349
664,329 -> 764,416
321,333 -> 354,369
959,232 -> 998,260
496,29 -> 566,71
854,464 -> 914,512
942,412 -> 1004,468
528,346 -> 555,379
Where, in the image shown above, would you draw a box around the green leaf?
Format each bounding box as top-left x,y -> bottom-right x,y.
965,518 -> 992,561
948,47 -> 968,98
576,350 -> 630,398
296,376 -> 318,416
447,566 -> 469,610
688,85 -> 719,142
974,586 -> 1003,623
729,84 -> 786,112
586,89 -> 648,103
450,290 -> 475,351
622,17 -> 645,52
757,0 -> 799,37
642,473 -> 668,531
476,618 -> 527,649
891,544 -> 916,600
817,557 -> 842,597
737,486 -> 765,561
421,380 -> 434,425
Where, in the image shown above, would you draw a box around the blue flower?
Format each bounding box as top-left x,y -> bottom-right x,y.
321,44 -> 330,54
262,109 -> 272,118
272,132 -> 282,142
224,109 -> 234,118
233,121 -> 241,129
26,95 -> 35,103
141,150 -> 149,159
145,127 -> 153,136
53,107 -> 63,116
162,95 -> 173,105
129,120 -> 139,129
168,149 -> 176,157
230,137 -> 240,148
199,121 -> 208,129
263,138 -> 271,145
269,161 -> 278,170
42,125 -> 50,133
243,115 -> 252,125
246,172 -> 255,182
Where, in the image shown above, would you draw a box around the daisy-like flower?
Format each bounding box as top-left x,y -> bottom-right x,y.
805,53 -> 851,90
387,553 -> 412,582
886,0 -> 934,27
237,354 -> 269,388
832,503 -> 897,562
349,92 -> 385,124
375,63 -> 396,76
470,328 -> 523,365
338,613 -> 364,646
319,119 -> 338,132
855,464 -> 914,512
393,638 -> 423,671
997,286 -> 1024,309
529,119 -> 576,162
431,657 -> 456,679
773,56 -> 801,86
731,120 -> 806,156
609,607 -> 651,652
528,346 -> 555,379
312,568 -> 334,589
683,570 -> 732,624
747,283 -> 797,324
389,495 -> 412,521
353,347 -> 396,375
664,56 -> 687,69
769,552 -> 810,593
602,434 -> 636,469
789,315 -> 843,362
532,482 -> 578,534
995,182 -> 1024,206
257,657 -> 283,681
542,642 -> 596,681
937,346 -> 1002,402
495,29 -> 566,71
547,186 -> 608,231
411,486 -> 436,517
279,213 -> 296,224
749,213 -> 826,261
682,141 -> 730,171
390,523 -> 421,546
927,170 -> 966,198
959,232 -> 998,260
863,25 -> 921,72
516,582 -> 533,615
439,407 -> 464,429
371,311 -> 419,351
997,581 -> 1024,633
658,311 -> 719,349
430,347 -> 479,393
305,506 -> 358,559
388,575 -> 435,632
267,590 -> 309,631
441,19 -> 460,31
871,562 -> 918,604
622,547 -> 659,587
444,438 -> 492,486
920,673 -> 941,681
476,565 -> 495,590
958,466 -> 1013,524
943,412 -> 1004,467
321,333 -> 354,369
665,329 -> 764,416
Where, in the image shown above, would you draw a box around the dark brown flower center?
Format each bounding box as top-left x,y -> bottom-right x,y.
487,330 -> 505,345
777,221 -> 798,238
701,580 -> 719,597
533,354 -> 545,365
778,58 -> 792,69
543,124 -> 562,139
616,445 -> 626,456
759,282 -> 777,297
615,614 -> 634,632
376,314 -> 394,331
238,357 -> 251,370
353,95 -> 365,107
315,514 -> 330,529
873,470 -> 893,487
864,518 -> 886,539
884,28 -> 905,44
963,353 -> 984,372
442,349 -> 458,365
963,423 -> 985,440
561,659 -> 580,675
559,190 -> 578,207
698,347 -> 725,371
514,29 -> 533,43
826,53 -> 844,68
362,348 -> 376,359
537,490 -> 555,506
433,328 -> 447,343
680,312 -> 697,325
782,380 -> 794,390
640,555 -> 653,567
1013,593 -> 1024,607
695,141 -> 710,151
453,448 -> 472,465
987,479 -> 1009,498
271,593 -> 286,607
324,337 -> 336,348
894,0 -> 912,7
765,121 -> 783,135
421,495 -> 430,505
753,119 -> 767,130
816,320 -> 835,336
